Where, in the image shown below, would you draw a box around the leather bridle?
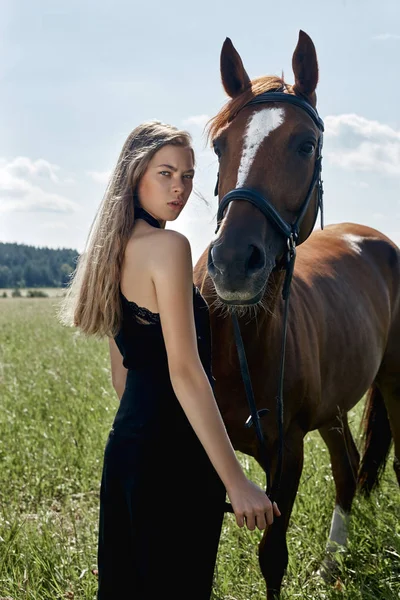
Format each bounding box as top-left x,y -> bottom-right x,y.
212,91 -> 325,510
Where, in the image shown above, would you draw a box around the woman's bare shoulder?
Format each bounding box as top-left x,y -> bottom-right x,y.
125,227 -> 190,258
124,227 -> 192,286
157,229 -> 190,251
155,228 -> 189,245
127,227 -> 190,260
150,229 -> 192,276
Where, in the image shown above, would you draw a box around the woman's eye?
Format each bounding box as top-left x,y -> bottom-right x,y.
184,174 -> 194,180
299,142 -> 315,156
159,171 -> 171,176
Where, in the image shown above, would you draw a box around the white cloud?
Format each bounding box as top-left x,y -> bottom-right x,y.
0,158 -> 79,213
0,191 -> 79,214
372,33 -> 400,41
87,170 -> 112,184
39,221 -> 70,230
1,156 -> 61,183
183,114 -> 211,129
351,181 -> 369,189
324,114 -> 400,176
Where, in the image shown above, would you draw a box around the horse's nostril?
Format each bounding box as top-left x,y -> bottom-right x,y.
208,246 -> 223,276
247,245 -> 265,273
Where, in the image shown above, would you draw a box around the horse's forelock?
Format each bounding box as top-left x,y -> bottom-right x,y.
206,76 -> 293,144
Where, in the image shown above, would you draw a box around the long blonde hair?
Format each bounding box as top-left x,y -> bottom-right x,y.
57,121 -> 193,338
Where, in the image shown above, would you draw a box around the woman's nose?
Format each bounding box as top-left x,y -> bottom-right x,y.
172,176 -> 184,192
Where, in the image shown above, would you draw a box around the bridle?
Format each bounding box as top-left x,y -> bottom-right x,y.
212,91 -> 325,511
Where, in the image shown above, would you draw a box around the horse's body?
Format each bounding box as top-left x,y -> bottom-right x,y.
194,32 -> 400,599
197,221 -> 399,441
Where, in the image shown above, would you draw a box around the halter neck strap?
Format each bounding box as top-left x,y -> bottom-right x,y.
135,206 -> 162,229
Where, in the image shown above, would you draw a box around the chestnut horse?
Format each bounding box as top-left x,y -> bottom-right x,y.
193,31 -> 400,598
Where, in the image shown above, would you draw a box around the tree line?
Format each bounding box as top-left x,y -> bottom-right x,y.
0,242 -> 79,288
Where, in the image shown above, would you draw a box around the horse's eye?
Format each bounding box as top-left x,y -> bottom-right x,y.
299,142 -> 315,156
213,143 -> 222,159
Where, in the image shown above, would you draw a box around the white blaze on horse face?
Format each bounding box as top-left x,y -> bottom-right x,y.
236,107 -> 285,188
326,504 -> 350,553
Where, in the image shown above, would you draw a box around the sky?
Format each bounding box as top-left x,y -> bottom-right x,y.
0,0 -> 399,265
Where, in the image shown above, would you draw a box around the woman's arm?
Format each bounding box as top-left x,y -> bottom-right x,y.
148,230 -> 279,530
109,338 -> 128,400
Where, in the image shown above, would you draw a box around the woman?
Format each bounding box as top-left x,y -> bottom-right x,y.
59,121 -> 280,599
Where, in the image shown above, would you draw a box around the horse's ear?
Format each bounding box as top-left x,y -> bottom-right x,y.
292,30 -> 319,104
220,38 -> 251,98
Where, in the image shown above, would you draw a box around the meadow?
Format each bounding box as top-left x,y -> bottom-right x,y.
0,296 -> 398,599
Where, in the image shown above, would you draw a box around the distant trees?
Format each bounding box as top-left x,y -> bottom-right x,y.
0,242 -> 79,288
0,266 -> 11,287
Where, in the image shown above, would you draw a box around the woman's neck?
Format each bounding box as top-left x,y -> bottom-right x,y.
135,206 -> 164,229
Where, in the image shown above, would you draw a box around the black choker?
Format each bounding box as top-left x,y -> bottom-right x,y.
135,206 -> 161,229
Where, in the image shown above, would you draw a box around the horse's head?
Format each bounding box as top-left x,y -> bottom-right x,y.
207,31 -> 324,305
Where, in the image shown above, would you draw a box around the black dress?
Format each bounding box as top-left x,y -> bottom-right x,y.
97,213 -> 226,599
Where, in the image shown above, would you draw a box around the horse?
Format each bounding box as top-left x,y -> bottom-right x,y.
193,30 -> 400,599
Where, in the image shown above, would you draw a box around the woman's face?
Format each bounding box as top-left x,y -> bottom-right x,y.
137,144 -> 195,223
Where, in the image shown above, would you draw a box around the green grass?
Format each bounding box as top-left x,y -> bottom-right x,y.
0,297 -> 398,599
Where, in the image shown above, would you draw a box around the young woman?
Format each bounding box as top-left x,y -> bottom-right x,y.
59,121 -> 280,599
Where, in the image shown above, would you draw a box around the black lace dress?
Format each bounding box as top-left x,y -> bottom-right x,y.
97,212 -> 226,600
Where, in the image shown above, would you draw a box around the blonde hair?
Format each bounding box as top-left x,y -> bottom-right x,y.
57,121 -> 193,338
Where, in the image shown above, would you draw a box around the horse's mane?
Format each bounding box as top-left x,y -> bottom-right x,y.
206,76 -> 294,144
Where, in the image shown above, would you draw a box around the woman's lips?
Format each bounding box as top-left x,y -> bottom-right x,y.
167,200 -> 183,211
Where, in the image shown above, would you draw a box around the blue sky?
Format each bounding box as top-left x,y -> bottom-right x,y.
1,0 -> 399,264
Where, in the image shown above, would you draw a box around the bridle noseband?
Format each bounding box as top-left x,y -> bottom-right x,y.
213,91 -> 325,511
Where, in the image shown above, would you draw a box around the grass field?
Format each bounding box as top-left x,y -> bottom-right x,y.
0,296 -> 399,599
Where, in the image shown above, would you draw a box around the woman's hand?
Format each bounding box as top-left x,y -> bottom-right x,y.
226,477 -> 281,530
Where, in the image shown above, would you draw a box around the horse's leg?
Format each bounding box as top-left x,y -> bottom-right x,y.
358,321 -> 400,492
376,376 -> 400,487
358,383 -> 395,494
317,413 -> 360,578
378,303 -> 400,485
258,426 -> 304,600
